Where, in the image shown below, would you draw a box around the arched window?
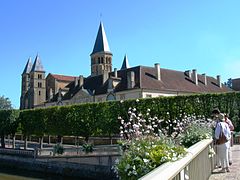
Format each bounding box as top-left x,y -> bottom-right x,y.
106,93 -> 115,101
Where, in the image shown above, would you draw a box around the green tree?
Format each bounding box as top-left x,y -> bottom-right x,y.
0,110 -> 19,148
0,95 -> 12,110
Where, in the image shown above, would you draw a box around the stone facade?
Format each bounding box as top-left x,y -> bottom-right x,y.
20,22 -> 232,109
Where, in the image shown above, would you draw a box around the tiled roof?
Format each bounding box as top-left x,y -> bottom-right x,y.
51,74 -> 77,82
52,65 -> 232,102
140,66 -> 231,93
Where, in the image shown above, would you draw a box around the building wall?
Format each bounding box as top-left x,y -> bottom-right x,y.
232,78 -> 240,91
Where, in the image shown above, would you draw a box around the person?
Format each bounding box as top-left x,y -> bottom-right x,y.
224,114 -> 234,165
215,113 -> 231,173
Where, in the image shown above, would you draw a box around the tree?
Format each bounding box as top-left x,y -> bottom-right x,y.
0,110 -> 19,148
0,95 -> 12,110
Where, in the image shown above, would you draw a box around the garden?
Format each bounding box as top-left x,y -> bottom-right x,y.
0,92 -> 240,179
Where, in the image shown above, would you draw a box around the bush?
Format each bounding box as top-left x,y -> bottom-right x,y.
113,136 -> 186,180
82,143 -> 93,153
180,121 -> 212,148
53,143 -> 64,155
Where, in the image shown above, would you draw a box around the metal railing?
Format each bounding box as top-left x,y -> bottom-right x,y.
140,139 -> 214,180
0,148 -> 36,158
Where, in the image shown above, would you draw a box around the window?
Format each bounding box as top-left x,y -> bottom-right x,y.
101,57 -> 103,63
39,91 -> 41,96
107,93 -> 115,101
38,74 -> 42,79
38,82 -> 42,88
98,57 -> 100,64
120,94 -> 125,100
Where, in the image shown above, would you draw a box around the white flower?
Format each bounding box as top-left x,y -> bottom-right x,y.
136,99 -> 139,102
133,124 -> 139,129
147,108 -> 151,112
143,158 -> 149,163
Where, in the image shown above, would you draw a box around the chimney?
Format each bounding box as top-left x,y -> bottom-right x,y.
49,88 -> 53,101
79,75 -> 84,87
202,73 -> 207,86
155,63 -> 161,81
114,68 -> 117,78
192,69 -> 198,85
217,75 -> 222,88
185,70 -> 192,79
74,77 -> 79,87
102,70 -> 109,84
127,71 -> 135,89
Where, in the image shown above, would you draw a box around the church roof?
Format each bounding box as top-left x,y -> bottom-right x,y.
48,64 -> 232,103
31,54 -> 44,72
121,54 -> 130,70
22,57 -> 32,74
91,22 -> 111,55
49,74 -> 77,82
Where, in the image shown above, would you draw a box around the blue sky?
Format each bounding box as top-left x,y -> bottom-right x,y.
1,0 -> 240,108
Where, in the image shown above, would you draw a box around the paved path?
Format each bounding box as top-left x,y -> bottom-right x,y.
209,145 -> 240,180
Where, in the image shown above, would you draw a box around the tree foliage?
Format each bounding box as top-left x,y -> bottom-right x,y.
0,95 -> 12,110
0,92 -> 240,143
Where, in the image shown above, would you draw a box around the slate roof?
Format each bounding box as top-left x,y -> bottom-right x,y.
91,22 -> 111,55
31,54 -> 44,72
121,54 -> 130,70
22,57 -> 32,74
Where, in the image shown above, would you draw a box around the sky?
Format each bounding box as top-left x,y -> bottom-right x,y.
1,0 -> 240,109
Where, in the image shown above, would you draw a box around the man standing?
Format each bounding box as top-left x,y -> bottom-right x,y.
224,114 -> 234,165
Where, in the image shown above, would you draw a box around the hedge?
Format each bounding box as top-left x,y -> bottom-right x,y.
0,92 -> 240,140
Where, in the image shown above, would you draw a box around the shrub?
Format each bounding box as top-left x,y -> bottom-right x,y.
113,136 -> 186,180
53,143 -> 64,155
82,143 -> 93,153
180,119 -> 212,148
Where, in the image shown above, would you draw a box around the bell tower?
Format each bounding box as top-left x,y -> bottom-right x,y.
29,54 -> 46,108
20,57 -> 32,109
90,22 -> 112,76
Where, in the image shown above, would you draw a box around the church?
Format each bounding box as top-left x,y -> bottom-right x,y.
20,22 -> 231,109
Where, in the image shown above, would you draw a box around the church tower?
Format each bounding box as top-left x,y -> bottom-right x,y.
90,22 -> 112,76
29,54 -> 46,108
20,57 -> 32,109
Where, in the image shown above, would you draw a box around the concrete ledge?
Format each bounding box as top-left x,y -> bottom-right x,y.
140,139 -> 213,180
0,153 -> 119,179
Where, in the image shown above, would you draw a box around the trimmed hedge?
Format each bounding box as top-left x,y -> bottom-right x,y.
0,92 -> 240,139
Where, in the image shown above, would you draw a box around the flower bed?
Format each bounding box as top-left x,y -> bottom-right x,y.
113,106 -> 213,180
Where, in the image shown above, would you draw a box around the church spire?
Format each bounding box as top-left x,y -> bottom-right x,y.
121,54 -> 130,70
91,22 -> 111,55
90,22 -> 113,77
31,54 -> 45,72
22,57 -> 32,74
